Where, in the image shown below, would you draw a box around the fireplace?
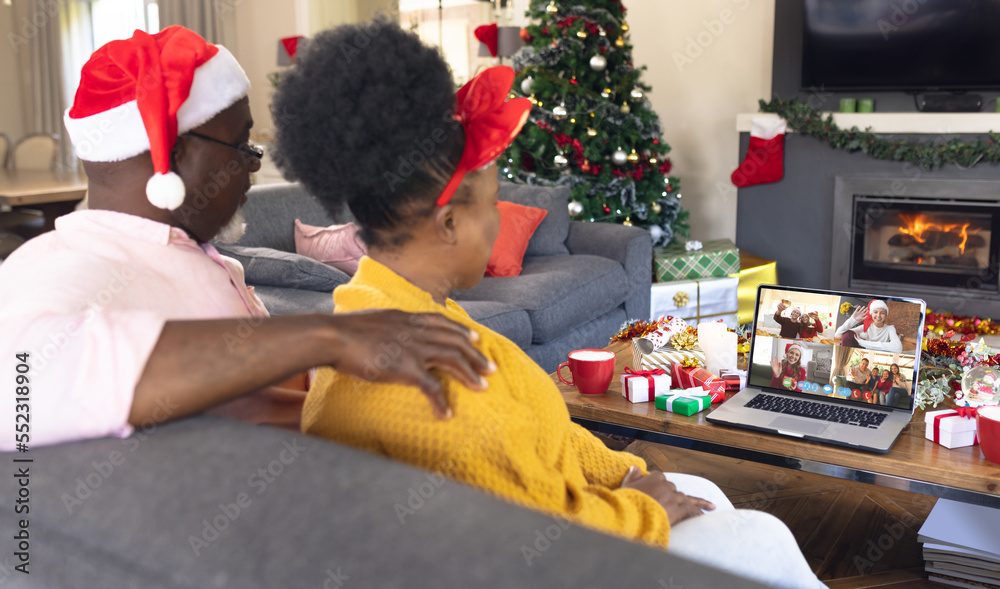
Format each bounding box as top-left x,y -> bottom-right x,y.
831,176 -> 1000,316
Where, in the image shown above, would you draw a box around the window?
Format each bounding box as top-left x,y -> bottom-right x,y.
398,0 -> 530,84
90,0 -> 159,48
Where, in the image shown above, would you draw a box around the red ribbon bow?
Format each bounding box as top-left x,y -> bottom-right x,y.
436,67 -> 531,206
932,410 -> 979,446
623,367 -> 667,378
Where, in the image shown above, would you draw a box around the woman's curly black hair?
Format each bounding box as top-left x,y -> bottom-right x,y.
271,20 -> 465,248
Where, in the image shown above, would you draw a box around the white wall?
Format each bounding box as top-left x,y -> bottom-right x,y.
231,0 -> 299,141
0,4 -> 26,143
629,0 -> 774,242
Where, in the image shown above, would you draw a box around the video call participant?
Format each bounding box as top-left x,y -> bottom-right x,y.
835,299 -> 902,353
770,342 -> 806,391
850,358 -> 873,392
798,311 -> 824,339
773,301 -> 804,339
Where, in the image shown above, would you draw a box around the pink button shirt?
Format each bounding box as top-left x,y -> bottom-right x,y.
0,210 -> 268,451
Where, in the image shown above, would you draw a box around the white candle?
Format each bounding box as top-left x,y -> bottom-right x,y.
699,321 -> 737,376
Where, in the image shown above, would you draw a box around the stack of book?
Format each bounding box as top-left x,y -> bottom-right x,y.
918,498 -> 1000,588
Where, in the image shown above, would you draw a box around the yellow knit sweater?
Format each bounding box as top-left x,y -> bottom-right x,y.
302,256 -> 671,547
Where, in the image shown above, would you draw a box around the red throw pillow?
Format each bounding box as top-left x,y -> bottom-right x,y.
486,201 -> 547,277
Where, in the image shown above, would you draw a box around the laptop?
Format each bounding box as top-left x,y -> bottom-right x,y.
706,284 -> 926,454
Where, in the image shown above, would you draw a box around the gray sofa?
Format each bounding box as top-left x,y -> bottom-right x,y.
0,417 -> 770,588
217,181 -> 652,373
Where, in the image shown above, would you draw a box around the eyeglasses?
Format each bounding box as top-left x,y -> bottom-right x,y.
185,131 -> 264,162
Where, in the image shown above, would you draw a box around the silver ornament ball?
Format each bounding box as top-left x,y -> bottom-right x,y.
648,225 -> 664,244
568,200 -> 584,217
520,76 -> 533,95
611,149 -> 628,166
630,88 -> 644,100
552,104 -> 568,120
553,153 -> 569,168
589,54 -> 607,72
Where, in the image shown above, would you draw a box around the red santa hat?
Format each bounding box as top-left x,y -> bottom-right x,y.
784,342 -> 804,358
63,26 -> 250,210
863,299 -> 889,333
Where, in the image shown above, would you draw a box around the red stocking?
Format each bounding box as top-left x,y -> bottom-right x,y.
731,116 -> 786,188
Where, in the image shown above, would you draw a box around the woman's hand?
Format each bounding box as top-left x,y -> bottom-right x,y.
620,466 -> 714,526
852,305 -> 868,322
771,356 -> 782,377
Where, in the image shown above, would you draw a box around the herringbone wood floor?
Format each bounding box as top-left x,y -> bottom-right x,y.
622,439 -> 940,588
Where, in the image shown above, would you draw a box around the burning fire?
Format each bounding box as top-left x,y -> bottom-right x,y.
898,214 -> 973,254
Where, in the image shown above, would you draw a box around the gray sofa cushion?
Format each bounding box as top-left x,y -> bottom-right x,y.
456,300 -> 532,349
236,182 -> 340,252
0,417 -> 765,589
499,181 -> 570,257
253,285 -> 335,316
452,255 -> 630,344
215,245 -> 350,292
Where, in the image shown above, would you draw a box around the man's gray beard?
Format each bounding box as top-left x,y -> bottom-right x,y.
214,207 -> 247,244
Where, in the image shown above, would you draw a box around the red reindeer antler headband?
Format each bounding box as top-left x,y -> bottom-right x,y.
436,66 -> 531,207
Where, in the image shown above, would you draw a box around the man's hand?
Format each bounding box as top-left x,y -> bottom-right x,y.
776,301 -> 788,312
620,466 -> 714,526
328,310 -> 495,420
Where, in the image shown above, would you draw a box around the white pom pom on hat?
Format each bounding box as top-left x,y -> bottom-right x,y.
63,26 -> 250,211
146,172 -> 187,210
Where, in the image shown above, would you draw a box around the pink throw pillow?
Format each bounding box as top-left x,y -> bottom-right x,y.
293,219 -> 367,275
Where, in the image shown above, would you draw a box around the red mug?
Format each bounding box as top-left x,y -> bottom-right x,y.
557,349 -> 615,395
977,406 -> 1000,465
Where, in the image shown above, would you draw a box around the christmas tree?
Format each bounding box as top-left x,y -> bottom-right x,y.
503,0 -> 688,246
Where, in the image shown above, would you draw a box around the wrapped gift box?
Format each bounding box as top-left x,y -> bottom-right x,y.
630,338 -> 705,372
735,251 -> 778,325
925,409 -> 979,449
720,368 -> 747,392
655,388 -> 713,416
650,276 -> 738,327
654,239 -> 740,282
620,368 -> 672,403
670,364 -> 726,403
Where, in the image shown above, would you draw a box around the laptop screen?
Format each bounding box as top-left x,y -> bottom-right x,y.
748,286 -> 926,410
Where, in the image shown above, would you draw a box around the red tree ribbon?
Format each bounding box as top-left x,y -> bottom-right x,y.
474,24 -> 498,57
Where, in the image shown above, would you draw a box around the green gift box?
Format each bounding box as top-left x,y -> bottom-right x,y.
654,239 -> 740,282
654,390 -> 713,416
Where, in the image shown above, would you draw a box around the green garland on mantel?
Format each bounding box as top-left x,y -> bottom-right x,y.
759,97 -> 1000,170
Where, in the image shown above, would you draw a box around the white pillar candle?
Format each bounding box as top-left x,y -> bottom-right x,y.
698,321 -> 737,377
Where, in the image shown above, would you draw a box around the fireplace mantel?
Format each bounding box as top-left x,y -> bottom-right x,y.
736,112 -> 1000,134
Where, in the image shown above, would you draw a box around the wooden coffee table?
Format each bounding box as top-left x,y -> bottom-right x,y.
553,341 -> 1000,508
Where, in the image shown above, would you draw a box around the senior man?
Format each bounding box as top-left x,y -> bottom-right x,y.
0,26 -> 491,451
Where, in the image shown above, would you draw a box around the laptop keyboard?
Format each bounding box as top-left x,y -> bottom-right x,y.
745,393 -> 888,428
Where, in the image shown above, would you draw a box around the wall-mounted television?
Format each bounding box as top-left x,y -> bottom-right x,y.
801,0 -> 1000,91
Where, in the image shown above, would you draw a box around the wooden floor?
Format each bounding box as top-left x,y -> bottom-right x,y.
619,437 -> 940,588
